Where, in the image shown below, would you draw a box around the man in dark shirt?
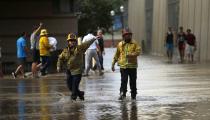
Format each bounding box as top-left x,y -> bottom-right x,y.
92,29 -> 105,70
186,29 -> 196,63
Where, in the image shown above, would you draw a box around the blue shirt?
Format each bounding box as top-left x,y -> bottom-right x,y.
17,37 -> 27,58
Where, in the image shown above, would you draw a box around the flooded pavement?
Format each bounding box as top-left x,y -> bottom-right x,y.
1,48 -> 210,120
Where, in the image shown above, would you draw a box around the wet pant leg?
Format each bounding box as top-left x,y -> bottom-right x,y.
120,68 -> 128,96
71,74 -> 82,100
129,68 -> 137,98
66,70 -> 72,91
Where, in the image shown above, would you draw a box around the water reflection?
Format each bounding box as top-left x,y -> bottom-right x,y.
120,102 -> 138,120
130,102 -> 138,120
18,80 -> 25,120
39,80 -> 50,120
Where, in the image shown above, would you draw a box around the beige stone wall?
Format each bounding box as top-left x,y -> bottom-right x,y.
179,0 -> 210,62
128,0 -> 210,62
128,0 -> 146,46
151,0 -> 168,56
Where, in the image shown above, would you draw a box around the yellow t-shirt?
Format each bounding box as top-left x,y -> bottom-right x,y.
39,36 -> 51,56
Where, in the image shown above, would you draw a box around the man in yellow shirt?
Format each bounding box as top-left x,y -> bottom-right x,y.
112,28 -> 141,100
39,29 -> 52,76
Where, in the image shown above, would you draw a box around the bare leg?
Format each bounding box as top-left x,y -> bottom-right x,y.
14,65 -> 23,78
32,62 -> 37,77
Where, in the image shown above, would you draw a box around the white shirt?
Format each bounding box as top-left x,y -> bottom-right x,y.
30,32 -> 39,50
82,34 -> 98,50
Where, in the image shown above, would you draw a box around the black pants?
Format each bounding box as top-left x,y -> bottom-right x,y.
40,56 -> 50,75
120,68 -> 137,96
98,53 -> 104,69
66,70 -> 82,99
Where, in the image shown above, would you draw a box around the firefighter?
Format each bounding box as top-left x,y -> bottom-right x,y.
112,28 -> 141,100
57,33 -> 99,101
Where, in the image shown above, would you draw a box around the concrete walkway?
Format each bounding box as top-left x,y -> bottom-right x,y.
0,48 -> 210,120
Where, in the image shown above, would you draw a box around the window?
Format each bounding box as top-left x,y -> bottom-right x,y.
52,0 -> 74,13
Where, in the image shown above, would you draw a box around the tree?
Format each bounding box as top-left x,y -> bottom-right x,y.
78,0 -> 124,36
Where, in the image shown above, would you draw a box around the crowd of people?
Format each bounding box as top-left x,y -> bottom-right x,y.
0,23 -> 199,101
11,23 -> 55,79
165,26 -> 197,63
0,23 -> 142,101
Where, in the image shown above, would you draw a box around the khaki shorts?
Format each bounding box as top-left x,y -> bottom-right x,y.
186,44 -> 195,55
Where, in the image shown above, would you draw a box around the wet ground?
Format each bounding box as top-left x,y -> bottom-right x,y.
1,48 -> 210,120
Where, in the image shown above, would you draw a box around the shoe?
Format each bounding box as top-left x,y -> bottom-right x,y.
79,91 -> 85,101
131,93 -> 137,101
131,97 -> 136,101
23,75 -> 27,78
41,72 -> 46,76
118,95 -> 126,100
12,72 -> 16,79
82,74 -> 89,77
118,92 -> 126,100
99,71 -> 104,76
71,96 -> 77,101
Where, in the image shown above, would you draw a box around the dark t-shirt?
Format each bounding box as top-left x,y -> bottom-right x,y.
98,38 -> 104,52
178,32 -> 186,44
166,32 -> 174,44
186,33 -> 196,46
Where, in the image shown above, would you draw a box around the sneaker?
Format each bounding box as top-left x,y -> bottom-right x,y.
82,74 -> 89,77
99,71 -> 104,76
131,97 -> 136,101
12,72 -> 16,79
41,72 -> 46,76
23,75 -> 27,78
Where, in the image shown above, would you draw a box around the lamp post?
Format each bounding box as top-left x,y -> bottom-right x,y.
120,5 -> 124,29
110,10 -> 115,47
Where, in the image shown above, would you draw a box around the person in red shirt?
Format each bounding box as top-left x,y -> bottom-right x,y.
186,29 -> 196,63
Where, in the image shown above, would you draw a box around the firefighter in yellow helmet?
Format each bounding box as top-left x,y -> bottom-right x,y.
57,33 -> 99,101
112,28 -> 141,101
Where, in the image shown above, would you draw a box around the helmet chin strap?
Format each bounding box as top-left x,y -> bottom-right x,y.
124,38 -> 131,43
69,42 -> 77,49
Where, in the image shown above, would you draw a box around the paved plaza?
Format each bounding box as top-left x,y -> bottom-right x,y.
1,48 -> 210,120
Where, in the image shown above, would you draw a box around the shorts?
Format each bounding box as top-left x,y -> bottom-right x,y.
17,57 -> 26,66
166,43 -> 174,51
178,43 -> 185,51
32,49 -> 40,62
186,44 -> 195,55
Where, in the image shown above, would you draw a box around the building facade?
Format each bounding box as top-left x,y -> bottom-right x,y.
0,0 -> 78,63
128,0 -> 210,62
